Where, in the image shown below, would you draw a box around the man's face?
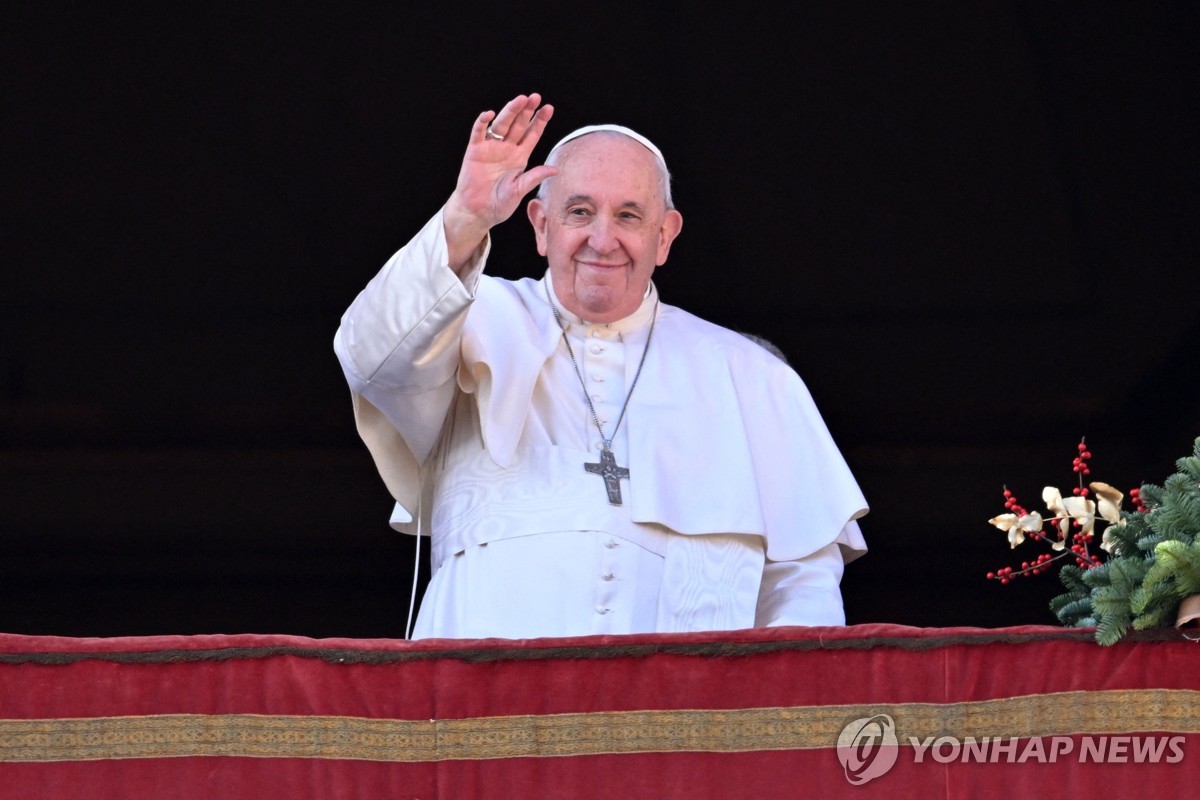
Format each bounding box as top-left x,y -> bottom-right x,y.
527,135 -> 683,324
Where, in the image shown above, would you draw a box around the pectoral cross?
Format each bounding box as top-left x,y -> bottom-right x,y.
584,447 -> 630,505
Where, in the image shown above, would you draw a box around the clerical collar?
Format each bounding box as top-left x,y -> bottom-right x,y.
540,271 -> 659,336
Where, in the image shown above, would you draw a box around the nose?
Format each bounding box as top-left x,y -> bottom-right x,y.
587,216 -> 619,254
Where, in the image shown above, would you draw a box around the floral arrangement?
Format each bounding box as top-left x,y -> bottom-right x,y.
987,436 -> 1200,645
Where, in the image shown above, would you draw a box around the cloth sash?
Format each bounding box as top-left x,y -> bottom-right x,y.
428,445 -> 675,570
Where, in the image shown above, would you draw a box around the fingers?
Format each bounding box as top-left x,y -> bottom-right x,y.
452,93 -> 556,232
476,93 -> 553,147
514,164 -> 560,198
471,110 -> 499,143
522,99 -> 555,146
483,94 -> 532,141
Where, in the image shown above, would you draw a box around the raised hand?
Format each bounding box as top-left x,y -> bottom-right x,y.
443,93 -> 556,272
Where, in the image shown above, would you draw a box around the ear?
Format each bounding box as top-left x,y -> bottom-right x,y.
654,209 -> 683,266
526,198 -> 548,257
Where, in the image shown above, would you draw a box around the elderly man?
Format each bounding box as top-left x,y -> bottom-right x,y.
334,93 -> 868,639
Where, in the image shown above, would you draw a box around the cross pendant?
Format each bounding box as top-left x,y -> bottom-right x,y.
584,447 -> 631,505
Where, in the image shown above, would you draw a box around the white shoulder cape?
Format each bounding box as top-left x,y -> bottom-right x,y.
348,271 -> 868,563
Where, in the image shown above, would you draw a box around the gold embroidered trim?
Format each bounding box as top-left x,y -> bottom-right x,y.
2,689 -> 1197,763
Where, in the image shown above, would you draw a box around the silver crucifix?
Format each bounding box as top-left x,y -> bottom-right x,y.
584,447 -> 631,505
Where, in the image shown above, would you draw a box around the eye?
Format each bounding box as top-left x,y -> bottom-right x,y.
567,207 -> 592,217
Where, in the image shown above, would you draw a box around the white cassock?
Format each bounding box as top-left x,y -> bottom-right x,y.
334,209 -> 869,639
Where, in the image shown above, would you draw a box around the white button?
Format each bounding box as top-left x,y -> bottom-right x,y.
590,393 -> 603,403
590,372 -> 604,382
589,344 -> 603,354
595,605 -> 610,615
604,539 -> 618,549
598,417 -> 608,426
601,571 -> 615,581
593,441 -> 604,451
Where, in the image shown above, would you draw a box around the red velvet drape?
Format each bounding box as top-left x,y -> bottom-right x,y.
2,624 -> 1195,798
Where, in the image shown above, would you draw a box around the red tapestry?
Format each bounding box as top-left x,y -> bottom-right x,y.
1,624 -> 1196,798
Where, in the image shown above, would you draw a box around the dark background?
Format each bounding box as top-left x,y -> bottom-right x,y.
4,4 -> 1197,637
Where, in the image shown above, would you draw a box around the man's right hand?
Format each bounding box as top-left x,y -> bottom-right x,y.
443,93 -> 556,275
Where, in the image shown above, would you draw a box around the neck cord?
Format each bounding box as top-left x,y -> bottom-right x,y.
404,492 -> 421,640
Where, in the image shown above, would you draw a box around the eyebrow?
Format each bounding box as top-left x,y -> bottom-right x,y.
563,194 -> 648,214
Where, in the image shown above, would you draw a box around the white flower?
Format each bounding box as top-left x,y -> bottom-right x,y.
1090,481 -> 1125,525
1042,487 -> 1071,541
1100,528 -> 1120,553
1061,495 -> 1097,534
989,511 -> 1044,549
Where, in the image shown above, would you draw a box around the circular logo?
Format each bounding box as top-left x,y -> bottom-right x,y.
836,714 -> 899,785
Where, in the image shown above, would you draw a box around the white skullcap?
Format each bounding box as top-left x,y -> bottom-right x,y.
546,124 -> 667,168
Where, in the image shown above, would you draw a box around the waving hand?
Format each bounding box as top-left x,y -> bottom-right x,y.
443,93 -> 556,272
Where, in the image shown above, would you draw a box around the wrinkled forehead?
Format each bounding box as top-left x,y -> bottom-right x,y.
546,124 -> 668,172
544,136 -> 665,209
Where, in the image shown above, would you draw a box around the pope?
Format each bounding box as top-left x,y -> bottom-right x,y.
334,93 -> 869,639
